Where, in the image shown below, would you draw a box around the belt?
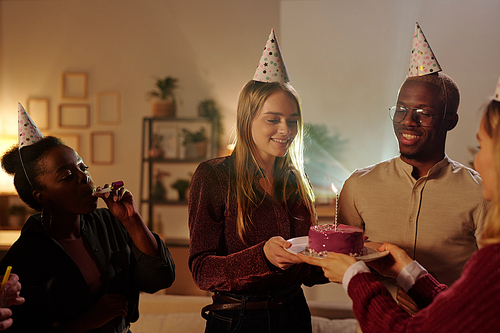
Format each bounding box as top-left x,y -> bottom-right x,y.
201,288 -> 301,318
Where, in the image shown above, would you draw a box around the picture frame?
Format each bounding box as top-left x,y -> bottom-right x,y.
97,91 -> 121,125
59,104 -> 90,128
91,132 -> 114,165
27,98 -> 50,130
62,72 -> 88,99
57,134 -> 80,153
154,125 -> 178,159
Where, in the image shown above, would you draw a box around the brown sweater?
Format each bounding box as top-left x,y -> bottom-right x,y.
188,155 -> 326,293
349,242 -> 500,332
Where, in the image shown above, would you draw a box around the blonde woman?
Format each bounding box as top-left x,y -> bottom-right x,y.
299,95 -> 500,332
188,80 -> 325,333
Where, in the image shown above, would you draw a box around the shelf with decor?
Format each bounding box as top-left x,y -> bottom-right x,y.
139,117 -> 218,234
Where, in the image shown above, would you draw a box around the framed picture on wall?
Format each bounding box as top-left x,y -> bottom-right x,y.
27,98 -> 50,130
58,104 -> 90,128
57,134 -> 80,153
97,91 -> 121,125
91,131 -> 114,165
62,72 -> 88,99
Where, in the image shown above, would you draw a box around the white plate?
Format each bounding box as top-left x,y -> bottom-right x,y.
285,236 -> 389,262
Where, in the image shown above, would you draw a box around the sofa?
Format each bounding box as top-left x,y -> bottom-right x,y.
130,293 -> 358,333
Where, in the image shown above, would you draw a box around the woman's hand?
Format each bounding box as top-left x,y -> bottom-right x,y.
263,236 -> 302,270
297,252 -> 356,284
95,183 -> 158,256
1,274 -> 24,307
94,184 -> 139,226
0,308 -> 13,331
366,243 -> 413,278
0,274 -> 24,331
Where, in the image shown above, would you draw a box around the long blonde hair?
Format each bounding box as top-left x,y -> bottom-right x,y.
233,80 -> 316,243
479,99 -> 500,246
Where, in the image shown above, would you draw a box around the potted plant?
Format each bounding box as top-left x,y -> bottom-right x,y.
303,123 -> 347,203
171,178 -> 190,202
149,133 -> 164,159
147,76 -> 179,118
198,99 -> 223,155
151,170 -> 170,202
182,127 -> 208,160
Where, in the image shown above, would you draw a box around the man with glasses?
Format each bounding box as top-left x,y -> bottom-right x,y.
338,72 -> 487,312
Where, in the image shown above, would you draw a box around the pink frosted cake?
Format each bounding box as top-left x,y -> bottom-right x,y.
308,224 -> 364,256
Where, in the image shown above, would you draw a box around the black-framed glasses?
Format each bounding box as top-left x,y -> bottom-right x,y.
389,106 -> 438,127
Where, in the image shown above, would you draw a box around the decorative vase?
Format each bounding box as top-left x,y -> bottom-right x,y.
151,180 -> 167,202
149,147 -> 164,159
152,99 -> 176,118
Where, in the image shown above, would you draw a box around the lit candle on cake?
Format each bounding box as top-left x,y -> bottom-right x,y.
331,183 -> 339,231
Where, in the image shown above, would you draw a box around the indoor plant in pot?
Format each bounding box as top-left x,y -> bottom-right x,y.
151,170 -> 170,202
182,127 -> 207,160
171,178 -> 190,202
147,76 -> 179,117
198,99 -> 223,155
149,133 -> 164,159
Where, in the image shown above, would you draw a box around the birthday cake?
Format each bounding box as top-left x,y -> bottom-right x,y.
308,224 -> 364,256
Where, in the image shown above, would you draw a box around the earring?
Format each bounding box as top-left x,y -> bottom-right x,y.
41,205 -> 52,230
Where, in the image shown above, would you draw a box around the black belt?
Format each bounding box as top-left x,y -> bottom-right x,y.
201,288 -> 302,318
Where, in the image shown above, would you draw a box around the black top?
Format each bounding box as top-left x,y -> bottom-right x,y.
0,208 -> 175,332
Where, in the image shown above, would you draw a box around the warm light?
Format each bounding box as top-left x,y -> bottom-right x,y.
331,183 -> 338,194
0,135 -> 18,194
226,143 -> 235,155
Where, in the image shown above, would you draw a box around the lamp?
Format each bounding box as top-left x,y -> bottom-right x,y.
0,135 -> 17,194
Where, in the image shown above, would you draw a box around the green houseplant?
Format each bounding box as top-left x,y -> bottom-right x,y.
198,99 -> 223,155
171,179 -> 190,202
151,170 -> 170,202
149,133 -> 164,159
147,76 -> 179,117
303,123 -> 348,203
182,127 -> 208,160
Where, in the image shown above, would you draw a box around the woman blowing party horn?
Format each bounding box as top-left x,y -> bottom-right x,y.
0,103 -> 175,333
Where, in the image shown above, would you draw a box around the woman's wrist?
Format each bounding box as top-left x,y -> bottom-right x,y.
342,261 -> 370,293
396,261 -> 428,292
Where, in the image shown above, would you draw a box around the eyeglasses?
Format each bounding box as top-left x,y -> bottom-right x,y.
389,106 -> 438,127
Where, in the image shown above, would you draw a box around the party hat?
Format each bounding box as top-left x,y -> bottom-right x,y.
407,22 -> 442,77
494,75 -> 500,102
253,29 -> 290,83
18,102 -> 44,148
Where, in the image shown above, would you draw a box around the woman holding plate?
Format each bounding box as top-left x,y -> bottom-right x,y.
188,29 -> 326,333
298,80 -> 500,332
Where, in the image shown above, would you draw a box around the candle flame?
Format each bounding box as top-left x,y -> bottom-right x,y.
331,183 -> 338,194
